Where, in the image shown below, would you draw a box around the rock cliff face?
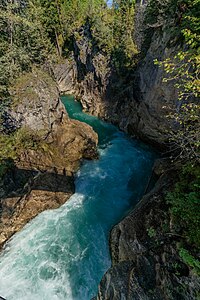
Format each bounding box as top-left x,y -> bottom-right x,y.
0,69 -> 98,249
54,23 -> 110,118
119,20 -> 179,146
54,10 -> 178,149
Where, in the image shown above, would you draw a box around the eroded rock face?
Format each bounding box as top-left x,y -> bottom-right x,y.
54,23 -> 110,118
105,26 -> 179,148
118,31 -> 178,146
96,172 -> 200,300
0,69 -> 98,248
54,11 -> 179,149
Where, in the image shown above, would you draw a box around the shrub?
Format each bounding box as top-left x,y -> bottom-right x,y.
179,247 -> 200,275
166,163 -> 200,247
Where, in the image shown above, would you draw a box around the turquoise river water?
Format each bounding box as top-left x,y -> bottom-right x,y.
0,95 -> 156,300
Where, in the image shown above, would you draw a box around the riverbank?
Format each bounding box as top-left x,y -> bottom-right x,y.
0,70 -> 98,250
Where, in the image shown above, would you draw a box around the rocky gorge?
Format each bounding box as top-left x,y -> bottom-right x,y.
0,69 -> 98,249
0,0 -> 199,299
53,1 -> 199,299
54,4 -> 178,149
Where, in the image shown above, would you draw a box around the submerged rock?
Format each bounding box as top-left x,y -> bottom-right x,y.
0,69 -> 98,249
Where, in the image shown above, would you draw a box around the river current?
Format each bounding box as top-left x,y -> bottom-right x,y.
0,95 -> 156,300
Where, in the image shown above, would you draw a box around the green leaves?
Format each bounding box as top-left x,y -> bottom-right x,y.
179,248 -> 200,275
166,164 -> 200,248
0,127 -> 46,163
0,0 -> 53,103
154,0 -> 200,163
109,0 -> 138,70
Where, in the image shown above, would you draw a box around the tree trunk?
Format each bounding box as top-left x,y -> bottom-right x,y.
55,29 -> 62,57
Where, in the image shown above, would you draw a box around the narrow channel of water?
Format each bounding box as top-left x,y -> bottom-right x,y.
0,96 -> 156,300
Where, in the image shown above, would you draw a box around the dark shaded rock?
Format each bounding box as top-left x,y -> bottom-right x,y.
0,111 -> 20,134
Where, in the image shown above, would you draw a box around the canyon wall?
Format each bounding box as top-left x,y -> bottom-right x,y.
54,10 -> 178,149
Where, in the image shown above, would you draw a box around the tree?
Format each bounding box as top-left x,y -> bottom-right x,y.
154,0 -> 200,163
0,0 -> 53,134
0,0 -> 52,100
35,0 -> 64,56
111,0 -> 138,70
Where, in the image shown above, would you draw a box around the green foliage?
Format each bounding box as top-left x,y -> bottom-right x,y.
179,247 -> 200,275
153,0 -> 200,163
0,0 -> 138,165
62,0 -> 138,67
0,127 -> 45,163
165,0 -> 200,100
90,8 -> 115,53
0,0 -> 138,96
166,163 -> 200,247
111,0 -> 138,70
61,0 -> 106,35
0,0 -> 53,102
56,0 -> 138,63
147,226 -> 156,238
181,0 -> 200,47
34,0 -> 108,56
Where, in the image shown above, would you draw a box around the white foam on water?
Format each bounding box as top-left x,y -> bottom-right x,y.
0,117 -> 155,300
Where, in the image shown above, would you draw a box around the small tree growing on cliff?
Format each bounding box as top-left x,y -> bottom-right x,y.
158,50 -> 200,162
155,0 -> 200,163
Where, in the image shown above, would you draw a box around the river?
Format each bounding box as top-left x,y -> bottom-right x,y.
0,95 -> 156,300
